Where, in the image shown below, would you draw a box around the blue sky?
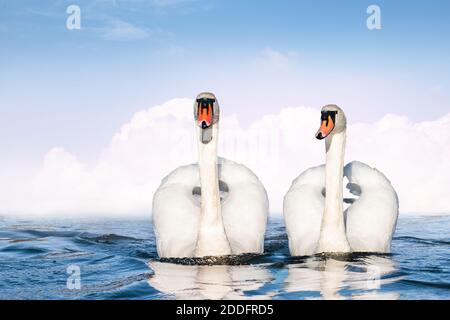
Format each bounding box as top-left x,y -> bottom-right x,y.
1,0 -> 449,168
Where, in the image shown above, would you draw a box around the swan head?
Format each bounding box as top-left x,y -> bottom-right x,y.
315,104 -> 346,140
194,92 -> 220,143
194,92 -> 220,129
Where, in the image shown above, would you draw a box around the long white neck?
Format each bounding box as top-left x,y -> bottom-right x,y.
195,123 -> 231,257
317,130 -> 351,253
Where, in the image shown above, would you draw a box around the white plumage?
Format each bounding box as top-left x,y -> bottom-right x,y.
345,161 -> 399,253
284,161 -> 399,256
284,165 -> 325,256
153,158 -> 268,258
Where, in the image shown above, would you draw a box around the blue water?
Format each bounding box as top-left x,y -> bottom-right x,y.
0,215 -> 448,300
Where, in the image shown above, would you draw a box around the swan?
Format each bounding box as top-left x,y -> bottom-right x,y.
284,104 -> 399,256
152,92 -> 268,258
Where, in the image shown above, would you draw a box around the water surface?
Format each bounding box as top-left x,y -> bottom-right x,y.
0,215 -> 448,299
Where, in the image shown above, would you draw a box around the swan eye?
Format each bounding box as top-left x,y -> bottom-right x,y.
321,111 -> 338,123
328,111 -> 337,125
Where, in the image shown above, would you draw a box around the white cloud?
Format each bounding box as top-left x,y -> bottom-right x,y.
1,98 -> 449,217
92,0 -> 199,9
150,0 -> 198,7
253,48 -> 300,71
101,19 -> 150,41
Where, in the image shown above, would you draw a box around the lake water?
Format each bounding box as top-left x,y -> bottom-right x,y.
0,215 -> 448,300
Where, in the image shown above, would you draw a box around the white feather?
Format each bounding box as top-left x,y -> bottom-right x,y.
344,161 -> 399,253
283,161 -> 399,255
283,165 -> 325,256
152,158 -> 268,258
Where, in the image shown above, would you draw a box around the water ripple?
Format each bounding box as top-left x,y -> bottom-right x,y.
0,215 -> 448,299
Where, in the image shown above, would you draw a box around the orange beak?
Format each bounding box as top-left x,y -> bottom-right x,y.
316,114 -> 335,140
197,103 -> 213,129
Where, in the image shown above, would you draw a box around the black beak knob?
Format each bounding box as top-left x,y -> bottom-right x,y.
316,132 -> 324,140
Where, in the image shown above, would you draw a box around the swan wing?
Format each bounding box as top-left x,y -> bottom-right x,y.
152,164 -> 200,258
219,158 -> 269,254
344,161 -> 399,253
283,165 -> 325,256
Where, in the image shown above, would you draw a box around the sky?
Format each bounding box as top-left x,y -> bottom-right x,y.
0,0 -> 449,216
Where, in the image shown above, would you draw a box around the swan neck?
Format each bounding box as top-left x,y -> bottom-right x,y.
198,125 -> 221,223
325,131 -> 346,211
196,123 -> 231,256
318,130 -> 351,252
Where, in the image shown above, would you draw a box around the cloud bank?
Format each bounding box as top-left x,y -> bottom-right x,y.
1,98 -> 449,217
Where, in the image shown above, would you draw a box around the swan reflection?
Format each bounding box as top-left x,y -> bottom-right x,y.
284,255 -> 402,300
148,254 -> 402,300
148,261 -> 274,300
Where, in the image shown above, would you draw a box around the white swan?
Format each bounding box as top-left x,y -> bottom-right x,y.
284,105 -> 399,256
152,92 -> 268,258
